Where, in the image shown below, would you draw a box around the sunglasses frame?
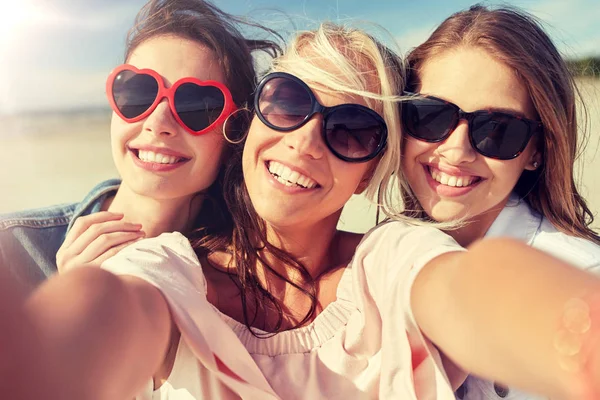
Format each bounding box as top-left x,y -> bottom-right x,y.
402,92 -> 542,160
106,64 -> 236,136
255,72 -> 388,163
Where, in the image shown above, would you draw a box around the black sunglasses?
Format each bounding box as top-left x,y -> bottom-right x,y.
401,92 -> 542,160
254,72 -> 388,163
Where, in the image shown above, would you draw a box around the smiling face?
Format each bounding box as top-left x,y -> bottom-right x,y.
110,35 -> 227,202
242,82 -> 377,231
402,46 -> 540,230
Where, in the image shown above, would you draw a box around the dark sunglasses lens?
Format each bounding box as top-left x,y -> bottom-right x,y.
471,114 -> 531,159
174,83 -> 225,132
325,107 -> 385,160
112,70 -> 158,119
258,77 -> 312,129
402,98 -> 456,141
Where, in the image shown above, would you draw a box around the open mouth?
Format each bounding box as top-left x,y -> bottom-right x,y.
428,165 -> 482,188
130,148 -> 190,165
267,161 -> 319,189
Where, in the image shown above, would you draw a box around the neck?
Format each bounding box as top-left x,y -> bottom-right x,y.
104,185 -> 205,238
261,209 -> 344,282
445,198 -> 509,247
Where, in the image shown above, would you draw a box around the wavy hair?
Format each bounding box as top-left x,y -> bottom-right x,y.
122,0 -> 283,244
208,23 -> 408,335
403,4 -> 599,244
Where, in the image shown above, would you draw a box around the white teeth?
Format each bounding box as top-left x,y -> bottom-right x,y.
137,150 -> 182,164
430,167 -> 476,188
268,161 -> 317,189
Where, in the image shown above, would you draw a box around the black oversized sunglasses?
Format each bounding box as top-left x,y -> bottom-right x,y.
254,72 -> 388,163
401,92 -> 542,160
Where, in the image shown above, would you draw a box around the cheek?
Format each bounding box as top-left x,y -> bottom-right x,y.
110,116 -> 130,157
485,158 -> 525,183
191,133 -> 227,166
402,138 -> 436,167
243,121 -> 279,165
110,114 -> 139,147
332,159 -> 370,194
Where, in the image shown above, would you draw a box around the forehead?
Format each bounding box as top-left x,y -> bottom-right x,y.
127,35 -> 227,86
418,46 -> 537,119
283,47 -> 380,110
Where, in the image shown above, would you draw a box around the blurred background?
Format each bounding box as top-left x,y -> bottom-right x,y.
1,0 -> 599,232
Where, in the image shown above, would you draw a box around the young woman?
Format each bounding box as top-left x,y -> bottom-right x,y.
399,5 -> 600,400
5,22 -> 600,400
0,0 -> 280,290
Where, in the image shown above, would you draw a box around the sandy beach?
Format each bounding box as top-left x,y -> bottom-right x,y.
1,79 -> 599,233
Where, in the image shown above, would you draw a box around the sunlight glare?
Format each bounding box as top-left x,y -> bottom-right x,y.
0,0 -> 62,47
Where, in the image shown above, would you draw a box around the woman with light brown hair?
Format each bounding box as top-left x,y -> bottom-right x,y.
399,4 -> 600,399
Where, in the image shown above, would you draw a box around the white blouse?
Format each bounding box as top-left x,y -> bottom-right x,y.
458,193 -> 600,400
101,221 -> 464,399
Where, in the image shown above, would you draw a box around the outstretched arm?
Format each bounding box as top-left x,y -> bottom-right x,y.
1,267 -> 171,400
413,238 -> 600,400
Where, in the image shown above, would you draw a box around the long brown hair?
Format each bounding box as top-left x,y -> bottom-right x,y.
123,0 -> 283,242
403,4 -> 599,244
206,23 -> 405,335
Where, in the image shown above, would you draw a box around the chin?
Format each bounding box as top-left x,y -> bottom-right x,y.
428,203 -> 469,223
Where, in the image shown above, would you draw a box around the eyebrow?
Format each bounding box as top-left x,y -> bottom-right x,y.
418,92 -> 535,120
484,107 -> 533,120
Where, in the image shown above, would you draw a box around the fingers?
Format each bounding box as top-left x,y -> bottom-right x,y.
77,231 -> 145,265
66,219 -> 143,257
62,212 -> 126,248
57,212 -> 145,273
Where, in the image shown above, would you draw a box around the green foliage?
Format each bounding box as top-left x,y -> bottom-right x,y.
567,57 -> 600,77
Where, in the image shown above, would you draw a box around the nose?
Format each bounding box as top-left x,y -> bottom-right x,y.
435,120 -> 477,164
281,116 -> 325,160
141,98 -> 180,137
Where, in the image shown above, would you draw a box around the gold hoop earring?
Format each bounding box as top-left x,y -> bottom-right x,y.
222,108 -> 251,144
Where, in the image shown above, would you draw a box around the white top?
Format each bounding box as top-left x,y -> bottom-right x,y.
101,221 -> 464,399
458,193 -> 600,400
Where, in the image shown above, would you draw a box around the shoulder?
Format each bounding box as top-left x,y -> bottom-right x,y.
0,178 -> 120,231
69,179 -> 121,221
0,204 -> 78,284
0,203 -> 78,230
102,232 -> 203,281
352,219 -> 464,278
532,218 -> 600,271
360,219 -> 462,255
109,231 -> 198,264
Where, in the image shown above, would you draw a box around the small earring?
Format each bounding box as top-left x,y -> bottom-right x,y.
533,161 -> 539,169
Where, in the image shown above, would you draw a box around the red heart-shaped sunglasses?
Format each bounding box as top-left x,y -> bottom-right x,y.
106,64 -> 236,135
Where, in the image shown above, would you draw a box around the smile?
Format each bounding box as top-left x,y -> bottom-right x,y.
267,161 -> 318,189
428,166 -> 481,188
137,150 -> 184,164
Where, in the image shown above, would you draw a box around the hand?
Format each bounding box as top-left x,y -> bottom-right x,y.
56,212 -> 145,273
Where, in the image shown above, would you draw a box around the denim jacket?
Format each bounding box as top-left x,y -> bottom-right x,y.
0,179 -> 121,289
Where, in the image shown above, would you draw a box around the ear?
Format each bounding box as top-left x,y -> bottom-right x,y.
355,163 -> 377,194
355,178 -> 369,195
524,150 -> 542,171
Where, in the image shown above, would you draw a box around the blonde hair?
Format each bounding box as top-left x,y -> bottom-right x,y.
271,23 -> 425,224
215,23 -> 434,335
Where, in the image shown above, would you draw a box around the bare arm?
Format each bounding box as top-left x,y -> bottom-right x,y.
412,238 -> 600,400
20,267 -> 171,400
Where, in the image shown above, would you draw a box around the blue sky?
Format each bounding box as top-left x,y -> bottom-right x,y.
1,0 -> 599,114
